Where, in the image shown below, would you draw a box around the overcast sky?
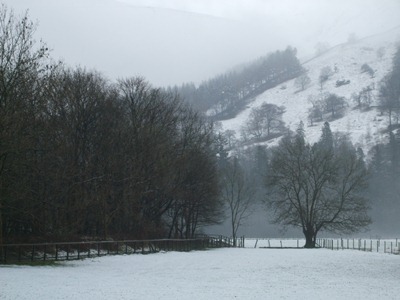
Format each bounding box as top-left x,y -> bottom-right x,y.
3,0 -> 400,86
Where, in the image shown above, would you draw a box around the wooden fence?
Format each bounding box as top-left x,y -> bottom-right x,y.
0,235 -> 239,264
245,238 -> 305,248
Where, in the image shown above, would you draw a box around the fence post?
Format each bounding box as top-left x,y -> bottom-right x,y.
31,245 -> 35,261
44,244 -> 47,261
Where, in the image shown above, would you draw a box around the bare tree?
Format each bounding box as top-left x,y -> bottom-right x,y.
242,103 -> 285,141
220,157 -> 255,245
352,85 -> 374,110
294,73 -> 311,91
0,5 -> 52,246
266,122 -> 370,248
223,129 -> 237,149
319,66 -> 334,90
323,93 -> 346,119
379,72 -> 400,129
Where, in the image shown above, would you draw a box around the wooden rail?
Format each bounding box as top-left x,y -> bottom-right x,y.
0,236 -> 235,263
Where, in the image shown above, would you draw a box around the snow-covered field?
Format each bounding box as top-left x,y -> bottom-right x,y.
1,248 -> 399,299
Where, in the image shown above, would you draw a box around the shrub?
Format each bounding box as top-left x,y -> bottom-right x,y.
336,79 -> 350,87
361,63 -> 375,77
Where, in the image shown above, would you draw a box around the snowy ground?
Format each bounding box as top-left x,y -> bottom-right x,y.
1,248 -> 399,299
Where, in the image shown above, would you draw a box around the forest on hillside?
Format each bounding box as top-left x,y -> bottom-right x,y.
167,46 -> 303,120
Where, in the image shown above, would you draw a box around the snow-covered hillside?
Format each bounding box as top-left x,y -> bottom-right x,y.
220,27 -> 400,155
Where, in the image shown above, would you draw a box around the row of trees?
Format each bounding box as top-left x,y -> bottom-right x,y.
379,46 -> 400,129
169,46 -> 303,119
368,131 -> 400,234
0,6 -> 223,243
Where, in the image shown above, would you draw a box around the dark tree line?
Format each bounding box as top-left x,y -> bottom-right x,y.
379,45 -> 400,129
0,6 -> 223,243
367,45 -> 400,235
368,133 -> 400,235
169,46 -> 303,120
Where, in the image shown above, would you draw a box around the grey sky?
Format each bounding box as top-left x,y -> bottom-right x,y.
3,0 -> 400,86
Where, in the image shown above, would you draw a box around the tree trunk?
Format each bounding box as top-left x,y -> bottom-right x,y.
303,226 -> 316,248
0,201 -> 3,246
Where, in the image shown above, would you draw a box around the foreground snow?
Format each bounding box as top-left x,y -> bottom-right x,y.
1,248 -> 399,299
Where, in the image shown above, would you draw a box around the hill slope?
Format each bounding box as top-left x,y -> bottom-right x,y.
219,27 -> 400,156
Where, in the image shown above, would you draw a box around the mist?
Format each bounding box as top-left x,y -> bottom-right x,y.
2,0 -> 400,239
4,0 -> 400,87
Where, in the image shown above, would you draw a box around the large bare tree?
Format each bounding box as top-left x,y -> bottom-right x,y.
220,157 -> 255,245
266,122 -> 370,248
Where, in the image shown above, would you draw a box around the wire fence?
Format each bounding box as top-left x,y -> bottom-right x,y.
244,237 -> 400,255
317,238 -> 400,254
